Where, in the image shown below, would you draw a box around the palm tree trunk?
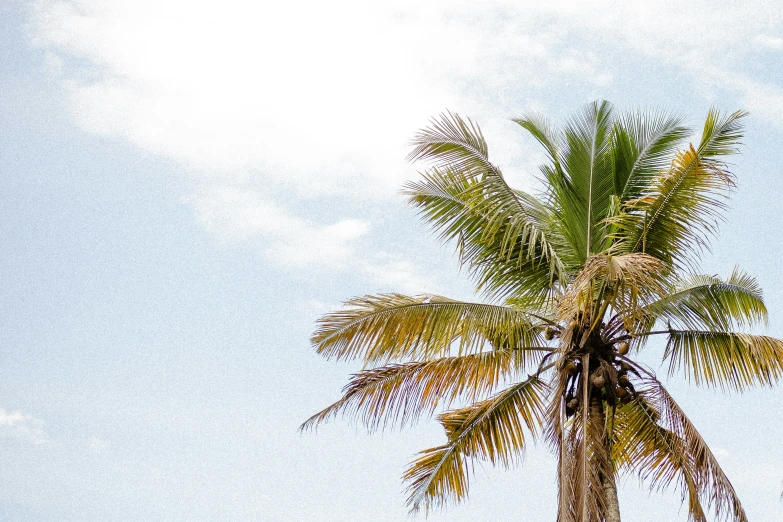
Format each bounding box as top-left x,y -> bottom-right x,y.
589,396 -> 621,522
602,470 -> 621,522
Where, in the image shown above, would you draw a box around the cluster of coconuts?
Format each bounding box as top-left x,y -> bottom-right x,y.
561,342 -> 635,417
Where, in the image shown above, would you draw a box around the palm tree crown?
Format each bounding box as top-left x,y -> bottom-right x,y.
303,101 -> 783,522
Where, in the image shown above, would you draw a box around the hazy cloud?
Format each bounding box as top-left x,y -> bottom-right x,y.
360,255 -> 440,295
0,408 -> 49,445
189,186 -> 370,269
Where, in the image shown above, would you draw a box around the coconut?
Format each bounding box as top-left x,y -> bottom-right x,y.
567,398 -> 580,410
564,361 -> 578,375
617,342 -> 630,356
615,386 -> 628,398
618,375 -> 631,387
545,326 -> 555,340
590,373 -> 606,389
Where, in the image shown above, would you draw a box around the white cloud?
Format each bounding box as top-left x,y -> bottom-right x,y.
32,1 -> 783,173
189,186 -> 444,287
0,408 -> 49,445
27,0 -> 636,193
30,0 -> 464,196
28,0 -> 783,269
189,186 -> 369,269
711,445 -> 730,458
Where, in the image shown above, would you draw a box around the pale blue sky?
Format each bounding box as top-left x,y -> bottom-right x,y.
2,0 -> 783,520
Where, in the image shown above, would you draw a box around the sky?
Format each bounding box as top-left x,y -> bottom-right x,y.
2,0 -> 783,520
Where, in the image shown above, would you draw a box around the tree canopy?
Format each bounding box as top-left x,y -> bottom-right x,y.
303,102 -> 781,522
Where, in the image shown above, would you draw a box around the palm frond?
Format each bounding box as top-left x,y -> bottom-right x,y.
403,167 -> 568,301
545,100 -> 616,263
665,330 -> 783,391
407,111 -> 493,174
607,110 -> 746,269
307,103 -> 764,519
625,268 -> 767,340
403,374 -> 549,514
513,113 -> 562,166
312,294 -> 543,363
300,347 -> 549,432
559,253 -> 670,327
637,375 -> 748,522
611,109 -> 691,203
697,109 -> 747,159
612,394 -> 709,522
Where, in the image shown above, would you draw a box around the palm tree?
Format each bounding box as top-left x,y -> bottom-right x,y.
302,101 -> 783,521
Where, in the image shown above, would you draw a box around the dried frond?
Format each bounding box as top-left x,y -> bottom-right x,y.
613,394 -> 709,522
559,253 -> 670,325
558,393 -> 613,521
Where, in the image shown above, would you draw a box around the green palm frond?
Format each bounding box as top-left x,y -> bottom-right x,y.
407,111 -> 493,175
403,374 -> 549,514
697,109 -> 747,159
608,110 -> 746,270
627,268 -> 767,337
403,149 -> 568,300
312,294 -> 543,363
300,347 -> 550,432
513,113 -> 563,167
608,145 -> 732,269
665,330 -> 783,391
611,110 -> 691,203
545,100 -> 616,262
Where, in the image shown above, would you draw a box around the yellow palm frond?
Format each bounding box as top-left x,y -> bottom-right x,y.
665,330 -> 783,391
623,373 -> 748,521
300,347 -> 550,432
613,395 -> 708,522
403,374 -> 549,514
607,110 -> 746,270
312,294 -> 543,363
